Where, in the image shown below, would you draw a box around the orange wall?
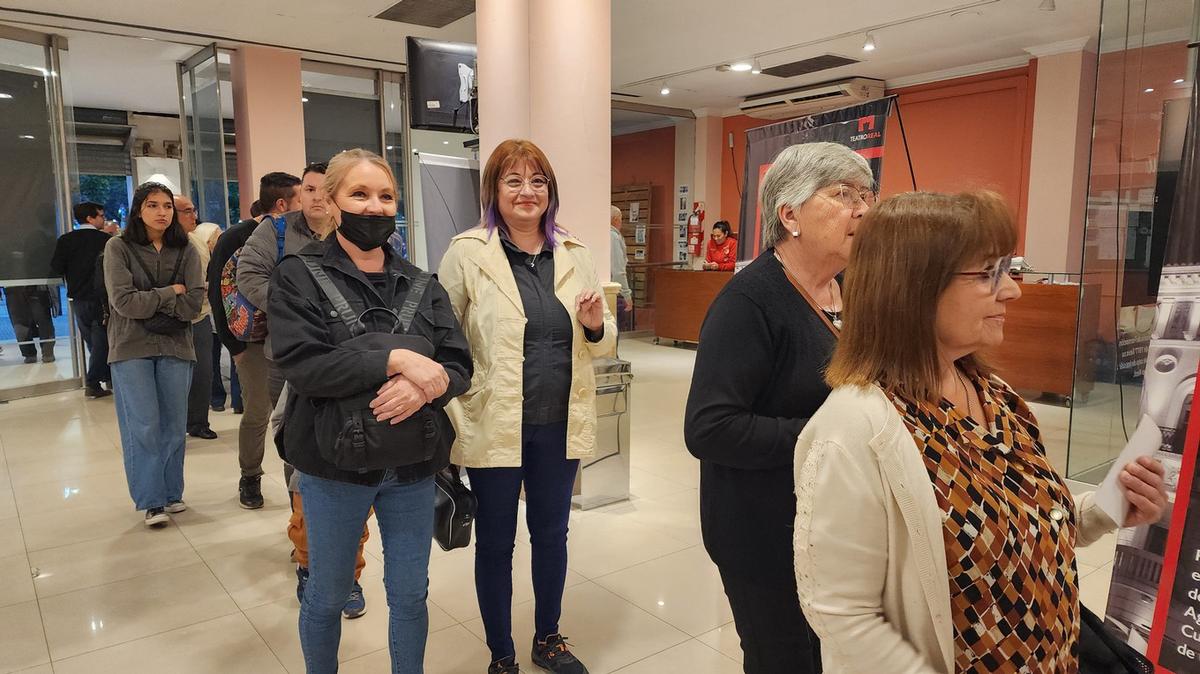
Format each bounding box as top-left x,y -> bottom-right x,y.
720,66 -> 1037,250
612,126 -> 675,262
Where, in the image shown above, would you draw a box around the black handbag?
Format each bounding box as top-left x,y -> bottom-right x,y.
125,241 -> 191,334
302,257 -> 451,472
433,465 -> 476,551
1078,603 -> 1152,673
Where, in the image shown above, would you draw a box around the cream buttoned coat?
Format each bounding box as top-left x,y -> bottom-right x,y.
438,227 -> 617,468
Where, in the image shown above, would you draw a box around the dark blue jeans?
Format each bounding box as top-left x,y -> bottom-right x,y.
210,338 -> 241,409
468,422 -> 578,661
74,299 -> 109,387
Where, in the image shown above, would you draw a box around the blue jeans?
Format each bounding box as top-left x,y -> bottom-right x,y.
298,471 -> 435,674
468,422 -> 578,661
210,338 -> 242,409
110,356 -> 193,511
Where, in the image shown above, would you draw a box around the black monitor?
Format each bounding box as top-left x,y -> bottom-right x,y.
406,37 -> 477,133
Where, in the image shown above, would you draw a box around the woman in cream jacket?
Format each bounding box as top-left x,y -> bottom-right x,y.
794,190 -> 1167,674
438,139 -> 616,674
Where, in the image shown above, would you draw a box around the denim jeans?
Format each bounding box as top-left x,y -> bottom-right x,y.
468,422 -> 578,661
187,317 -> 214,432
110,356 -> 193,511
210,338 -> 241,409
298,471 -> 435,674
74,299 -> 110,387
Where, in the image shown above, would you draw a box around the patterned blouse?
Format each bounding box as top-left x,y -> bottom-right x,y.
888,374 -> 1080,673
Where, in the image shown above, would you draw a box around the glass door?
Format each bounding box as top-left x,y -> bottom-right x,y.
0,25 -> 82,401
178,45 -> 230,228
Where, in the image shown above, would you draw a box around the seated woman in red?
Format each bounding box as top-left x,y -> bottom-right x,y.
703,221 -> 737,271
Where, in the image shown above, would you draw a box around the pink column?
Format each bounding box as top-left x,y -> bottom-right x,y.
478,0 -> 612,275
230,46 -> 307,217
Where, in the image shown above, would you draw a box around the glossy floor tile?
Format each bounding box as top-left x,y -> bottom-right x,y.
0,337 -> 1123,672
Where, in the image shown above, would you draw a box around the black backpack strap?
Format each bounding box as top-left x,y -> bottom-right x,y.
165,246 -> 186,284
122,239 -> 157,289
397,272 -> 431,334
300,256 -> 361,336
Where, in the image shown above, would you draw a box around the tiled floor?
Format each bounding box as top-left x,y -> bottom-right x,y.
0,337 -> 1118,673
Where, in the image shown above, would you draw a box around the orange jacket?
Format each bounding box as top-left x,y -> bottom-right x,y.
705,236 -> 738,271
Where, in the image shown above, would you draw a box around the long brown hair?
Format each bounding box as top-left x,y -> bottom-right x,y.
480,139 -> 562,245
825,190 -> 1017,400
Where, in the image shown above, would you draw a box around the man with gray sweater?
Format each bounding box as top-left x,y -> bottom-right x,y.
229,172 -> 301,508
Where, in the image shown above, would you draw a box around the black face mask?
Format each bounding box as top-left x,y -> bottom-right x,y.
337,210 -> 395,251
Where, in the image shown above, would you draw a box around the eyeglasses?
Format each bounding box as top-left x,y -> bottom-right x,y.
954,255 -> 1014,294
177,207 -> 196,215
500,175 -> 550,193
821,184 -> 876,210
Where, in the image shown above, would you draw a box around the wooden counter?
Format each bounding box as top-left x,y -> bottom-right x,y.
652,268 -> 732,343
981,282 -> 1100,399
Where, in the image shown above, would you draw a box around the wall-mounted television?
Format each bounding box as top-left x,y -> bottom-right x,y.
406,37 -> 477,133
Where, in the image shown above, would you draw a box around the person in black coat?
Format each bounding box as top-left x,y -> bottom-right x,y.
51,201 -> 113,395
268,149 -> 470,674
683,142 -> 875,674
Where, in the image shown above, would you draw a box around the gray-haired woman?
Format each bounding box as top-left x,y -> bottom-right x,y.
684,141 -> 874,673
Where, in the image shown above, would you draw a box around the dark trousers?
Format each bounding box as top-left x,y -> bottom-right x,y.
468,422 -> 578,661
74,299 -> 110,387
700,464 -> 821,674
186,316 -> 214,433
7,285 -> 55,358
210,338 -> 241,410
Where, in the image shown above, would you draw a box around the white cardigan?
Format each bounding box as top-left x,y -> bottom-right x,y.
793,384 -> 1117,674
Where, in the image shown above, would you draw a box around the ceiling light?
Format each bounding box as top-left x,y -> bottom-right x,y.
730,62 -> 753,72
442,140 -> 449,144
660,81 -> 670,96
1145,87 -> 1155,93
1038,0 -> 1055,10
386,145 -> 395,150
18,134 -> 34,140
0,93 -> 11,99
1176,78 -> 1186,84
751,58 -> 762,75
863,33 -> 877,52
301,97 -> 309,102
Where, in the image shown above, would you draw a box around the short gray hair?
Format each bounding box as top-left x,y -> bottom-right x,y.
610,205 -> 622,221
759,142 -> 873,249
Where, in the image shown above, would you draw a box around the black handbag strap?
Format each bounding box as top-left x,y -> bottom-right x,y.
301,256 -> 432,336
124,238 -> 185,289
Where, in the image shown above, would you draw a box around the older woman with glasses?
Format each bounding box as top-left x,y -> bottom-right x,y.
439,139 -> 616,674
684,141 -> 875,673
794,190 -> 1167,673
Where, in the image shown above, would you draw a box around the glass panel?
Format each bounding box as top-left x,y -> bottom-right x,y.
0,31 -> 82,397
1068,0 -> 1197,482
382,71 -> 409,259
181,47 -> 229,228
302,60 -> 381,165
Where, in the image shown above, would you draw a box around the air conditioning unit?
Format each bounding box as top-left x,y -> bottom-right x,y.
738,78 -> 885,119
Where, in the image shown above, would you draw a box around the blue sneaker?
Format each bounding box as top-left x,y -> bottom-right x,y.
295,566 -> 308,604
343,582 -> 367,619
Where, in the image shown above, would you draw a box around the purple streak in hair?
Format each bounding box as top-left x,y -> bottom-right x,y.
484,193 -> 562,247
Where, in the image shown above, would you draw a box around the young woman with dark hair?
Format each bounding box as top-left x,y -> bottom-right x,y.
103,182 -> 205,527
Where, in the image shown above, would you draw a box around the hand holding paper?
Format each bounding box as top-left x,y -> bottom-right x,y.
1095,415 -> 1169,527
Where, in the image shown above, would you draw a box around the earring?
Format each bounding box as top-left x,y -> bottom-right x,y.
791,229 -> 800,238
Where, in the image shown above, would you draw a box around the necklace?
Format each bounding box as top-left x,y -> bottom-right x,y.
955,368 -> 975,419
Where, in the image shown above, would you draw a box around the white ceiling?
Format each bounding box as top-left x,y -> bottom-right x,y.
0,0 -> 1192,119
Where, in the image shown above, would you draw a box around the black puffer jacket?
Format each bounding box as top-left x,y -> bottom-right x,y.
268,238 -> 472,485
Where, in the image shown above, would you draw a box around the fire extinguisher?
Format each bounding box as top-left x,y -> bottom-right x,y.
687,202 -> 706,257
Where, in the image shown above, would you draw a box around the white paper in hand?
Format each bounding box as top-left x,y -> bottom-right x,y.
1094,414 -> 1163,527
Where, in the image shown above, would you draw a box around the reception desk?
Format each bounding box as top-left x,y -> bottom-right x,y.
981,281 -> 1100,399
652,268 -> 732,343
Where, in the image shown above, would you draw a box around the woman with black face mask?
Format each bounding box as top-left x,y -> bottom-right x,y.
268,149 -> 472,673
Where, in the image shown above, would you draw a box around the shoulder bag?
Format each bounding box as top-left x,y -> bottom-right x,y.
124,240 -> 191,334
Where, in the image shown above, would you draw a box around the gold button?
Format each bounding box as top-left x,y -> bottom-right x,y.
1050,508 -> 1065,522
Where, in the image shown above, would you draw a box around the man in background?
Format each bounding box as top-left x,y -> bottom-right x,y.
176,195 -> 220,439
50,201 -> 112,396
610,205 -> 633,330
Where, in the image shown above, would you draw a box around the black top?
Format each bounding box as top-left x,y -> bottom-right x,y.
208,219 -> 259,356
684,251 -> 837,471
498,231 -> 575,425
269,238 -> 472,486
50,227 -> 111,300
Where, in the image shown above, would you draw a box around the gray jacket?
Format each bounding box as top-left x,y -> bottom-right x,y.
103,236 -> 205,364
235,210 -> 323,358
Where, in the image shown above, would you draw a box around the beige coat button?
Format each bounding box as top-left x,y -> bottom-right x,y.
1050,508 -> 1066,522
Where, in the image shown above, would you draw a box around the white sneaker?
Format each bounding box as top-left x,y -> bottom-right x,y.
165,501 -> 187,514
145,508 -> 169,527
